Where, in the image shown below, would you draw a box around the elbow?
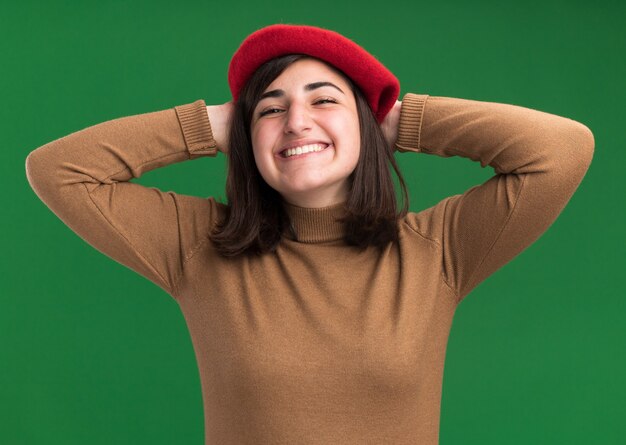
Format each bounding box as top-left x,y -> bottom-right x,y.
575,122 -> 595,164
541,114 -> 595,171
556,121 -> 595,186
557,119 -> 595,172
25,147 -> 53,196
25,151 -> 40,189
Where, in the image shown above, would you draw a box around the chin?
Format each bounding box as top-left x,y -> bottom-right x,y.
284,180 -> 333,195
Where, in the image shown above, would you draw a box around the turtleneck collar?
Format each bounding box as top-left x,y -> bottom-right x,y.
282,201 -> 348,243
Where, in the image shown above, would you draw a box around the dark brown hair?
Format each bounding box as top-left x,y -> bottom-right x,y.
210,54 -> 409,257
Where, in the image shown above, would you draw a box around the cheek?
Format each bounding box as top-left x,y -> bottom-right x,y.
251,146 -> 271,179
251,124 -> 275,155
343,120 -> 361,166
250,143 -> 278,188
251,129 -> 269,164
340,112 -> 360,143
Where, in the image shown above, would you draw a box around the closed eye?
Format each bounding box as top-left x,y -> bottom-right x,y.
258,98 -> 338,117
314,98 -> 337,105
259,108 -> 282,117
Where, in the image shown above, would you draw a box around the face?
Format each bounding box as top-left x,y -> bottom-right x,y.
250,58 -> 360,208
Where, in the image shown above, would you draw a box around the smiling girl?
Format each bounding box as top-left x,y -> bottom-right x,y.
25,23 -> 594,445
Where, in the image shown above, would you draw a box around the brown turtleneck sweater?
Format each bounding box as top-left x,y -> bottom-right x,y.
24,94 -> 594,444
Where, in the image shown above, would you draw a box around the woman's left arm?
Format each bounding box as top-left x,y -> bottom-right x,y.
389,93 -> 595,303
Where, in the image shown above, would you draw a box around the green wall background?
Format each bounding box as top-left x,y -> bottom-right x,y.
2,0 -> 624,443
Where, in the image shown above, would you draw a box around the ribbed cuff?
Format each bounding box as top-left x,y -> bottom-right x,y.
174,99 -> 218,159
395,93 -> 429,153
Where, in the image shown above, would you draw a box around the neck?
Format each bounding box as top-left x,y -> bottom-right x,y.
282,200 -> 348,243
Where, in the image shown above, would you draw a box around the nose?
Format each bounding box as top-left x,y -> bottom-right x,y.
283,102 -> 313,135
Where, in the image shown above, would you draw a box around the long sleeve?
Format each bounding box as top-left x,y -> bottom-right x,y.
395,93 -> 595,303
25,99 -> 219,299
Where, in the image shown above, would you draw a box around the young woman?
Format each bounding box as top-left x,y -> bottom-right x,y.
25,24 -> 594,444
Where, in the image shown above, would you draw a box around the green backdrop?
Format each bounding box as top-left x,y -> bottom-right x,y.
2,0 -> 624,443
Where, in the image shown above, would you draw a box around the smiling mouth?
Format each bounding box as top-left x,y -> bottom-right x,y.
280,143 -> 330,158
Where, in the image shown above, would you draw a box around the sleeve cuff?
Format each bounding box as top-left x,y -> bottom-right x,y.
174,99 -> 218,159
395,93 -> 429,153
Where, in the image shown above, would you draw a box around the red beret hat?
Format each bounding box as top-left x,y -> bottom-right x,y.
228,24 -> 400,123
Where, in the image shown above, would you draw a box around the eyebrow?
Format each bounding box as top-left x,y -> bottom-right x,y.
258,81 -> 345,102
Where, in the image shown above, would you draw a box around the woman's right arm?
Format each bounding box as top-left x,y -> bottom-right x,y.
25,99 -> 228,300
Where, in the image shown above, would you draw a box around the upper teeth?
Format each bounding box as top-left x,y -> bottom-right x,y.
282,143 -> 328,158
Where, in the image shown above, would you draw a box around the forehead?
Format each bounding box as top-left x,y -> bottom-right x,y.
265,58 -> 350,90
